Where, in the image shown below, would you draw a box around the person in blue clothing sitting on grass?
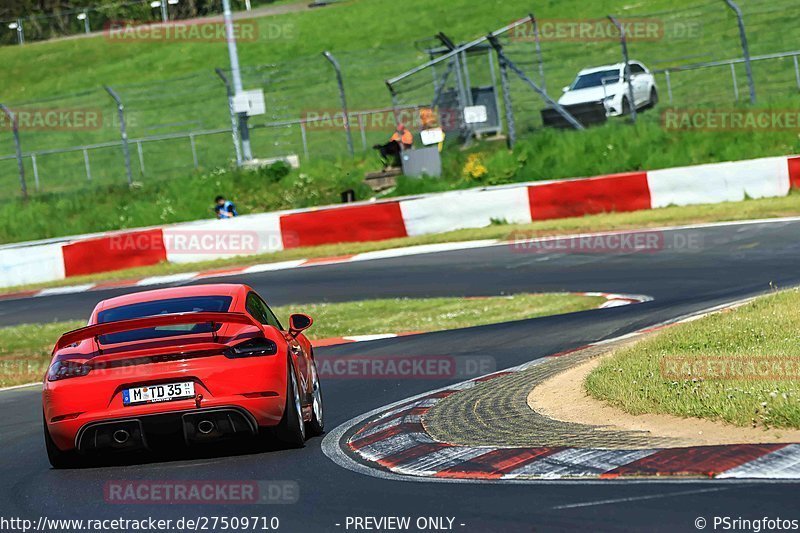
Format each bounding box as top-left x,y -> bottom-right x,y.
214,195 -> 238,219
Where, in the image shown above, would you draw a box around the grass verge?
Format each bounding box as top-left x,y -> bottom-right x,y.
3,191 -> 800,295
0,293 -> 602,388
3,119 -> 799,244
585,288 -> 800,430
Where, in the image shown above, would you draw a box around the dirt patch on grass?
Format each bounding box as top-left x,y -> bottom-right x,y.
529,345 -> 800,446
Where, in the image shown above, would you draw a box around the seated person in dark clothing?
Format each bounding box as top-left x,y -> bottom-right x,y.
214,195 -> 238,219
373,123 -> 413,170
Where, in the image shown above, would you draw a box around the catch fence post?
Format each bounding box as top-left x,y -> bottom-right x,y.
323,51 -> 354,157
0,103 -> 28,199
103,85 -> 134,185
723,0 -> 756,104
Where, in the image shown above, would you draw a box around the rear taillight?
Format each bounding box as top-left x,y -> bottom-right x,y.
47,360 -> 91,381
224,338 -> 278,359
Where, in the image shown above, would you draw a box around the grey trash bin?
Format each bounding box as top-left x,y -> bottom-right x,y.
401,147 -> 442,178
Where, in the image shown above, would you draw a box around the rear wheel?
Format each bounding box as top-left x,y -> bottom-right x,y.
276,361 -> 306,447
646,87 -> 658,109
306,360 -> 324,437
43,414 -> 82,469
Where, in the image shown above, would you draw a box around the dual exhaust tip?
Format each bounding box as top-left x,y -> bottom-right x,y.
111,420 -> 214,443
81,416 -> 227,452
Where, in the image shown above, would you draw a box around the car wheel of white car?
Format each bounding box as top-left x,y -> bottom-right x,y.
621,97 -> 631,116
646,87 -> 658,110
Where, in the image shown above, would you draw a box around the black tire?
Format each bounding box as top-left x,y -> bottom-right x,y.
621,96 -> 631,116
276,361 -> 306,447
646,87 -> 658,109
43,414 -> 82,469
306,360 -> 324,437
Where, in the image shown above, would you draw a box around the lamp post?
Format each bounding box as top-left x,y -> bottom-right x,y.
8,20 -> 23,45
222,0 -> 252,161
77,12 -> 90,34
149,0 -> 168,23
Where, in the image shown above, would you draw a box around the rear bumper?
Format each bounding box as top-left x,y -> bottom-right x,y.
47,395 -> 284,452
43,352 -> 289,451
74,406 -> 258,453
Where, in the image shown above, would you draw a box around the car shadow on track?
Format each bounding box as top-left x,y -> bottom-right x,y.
54,431 -> 324,470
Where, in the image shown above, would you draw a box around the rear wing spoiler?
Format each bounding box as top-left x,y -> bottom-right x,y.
54,312 -> 261,352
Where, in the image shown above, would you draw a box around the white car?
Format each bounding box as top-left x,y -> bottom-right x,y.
558,61 -> 658,117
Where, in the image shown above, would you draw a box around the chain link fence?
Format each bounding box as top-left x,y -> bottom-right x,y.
386,0 -> 798,151
0,46 -> 427,196
2,1 -> 799,198
0,87 -> 125,193
633,0 -> 800,106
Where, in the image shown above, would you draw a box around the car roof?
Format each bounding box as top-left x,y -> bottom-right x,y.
95,283 -> 249,312
577,62 -> 640,75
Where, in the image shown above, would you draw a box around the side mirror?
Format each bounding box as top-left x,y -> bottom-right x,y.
288,313 -> 313,337
562,86 -> 570,93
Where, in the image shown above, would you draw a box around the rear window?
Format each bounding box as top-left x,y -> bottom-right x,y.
96,295 -> 233,344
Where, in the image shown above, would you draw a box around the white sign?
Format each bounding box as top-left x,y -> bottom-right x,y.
463,105 -> 488,124
233,89 -> 266,116
420,128 -> 445,146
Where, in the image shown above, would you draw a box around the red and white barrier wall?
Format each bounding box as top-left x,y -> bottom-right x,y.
400,186 -> 533,235
1,155 -> 798,288
0,242 -> 66,287
647,156 -> 793,208
163,212 -> 284,264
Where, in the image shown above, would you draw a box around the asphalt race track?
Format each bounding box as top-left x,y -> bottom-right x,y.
2,219 -> 800,532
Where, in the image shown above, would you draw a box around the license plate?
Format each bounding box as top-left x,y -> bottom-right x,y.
123,381 -> 195,406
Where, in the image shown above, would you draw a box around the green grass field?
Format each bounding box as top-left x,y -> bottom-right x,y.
3,0 -> 794,105
0,293 -> 601,387
586,289 -> 800,429
0,0 -> 798,242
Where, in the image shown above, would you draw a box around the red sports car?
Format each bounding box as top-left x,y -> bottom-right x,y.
42,283 -> 323,468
